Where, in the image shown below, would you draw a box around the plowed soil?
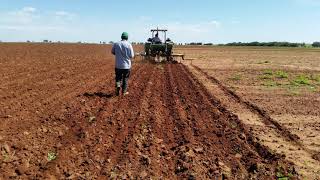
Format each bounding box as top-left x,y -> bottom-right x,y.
1,44 -> 299,179
177,46 -> 320,179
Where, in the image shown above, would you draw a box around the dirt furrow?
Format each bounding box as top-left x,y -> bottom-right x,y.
0,50 -> 300,179
124,65 -> 165,178
191,64 -> 320,165
40,64 -> 147,178
104,65 -> 156,178
45,62 -> 298,179
51,64 -> 147,178
165,64 -> 196,146
1,64 -> 113,116
0,67 -> 115,143
192,64 -> 302,143
176,63 -> 298,176
147,65 -> 181,178
186,63 -> 319,178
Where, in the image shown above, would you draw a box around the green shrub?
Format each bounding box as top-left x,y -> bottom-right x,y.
292,75 -> 310,85
275,71 -> 288,79
263,69 -> 273,75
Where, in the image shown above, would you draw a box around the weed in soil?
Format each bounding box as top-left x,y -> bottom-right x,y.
291,75 -> 310,85
47,151 -> 57,161
275,71 -> 288,79
260,70 -> 274,79
263,69 -> 274,75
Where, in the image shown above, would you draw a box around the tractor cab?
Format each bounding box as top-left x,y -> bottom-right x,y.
148,29 -> 171,44
143,28 -> 184,62
145,28 -> 173,60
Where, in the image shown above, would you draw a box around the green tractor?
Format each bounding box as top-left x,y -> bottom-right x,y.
144,28 -> 184,62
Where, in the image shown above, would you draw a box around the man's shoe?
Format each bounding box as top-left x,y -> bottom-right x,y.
123,92 -> 129,96
115,87 -> 120,96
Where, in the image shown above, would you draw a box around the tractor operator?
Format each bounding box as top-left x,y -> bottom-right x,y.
111,32 -> 134,96
152,33 -> 162,44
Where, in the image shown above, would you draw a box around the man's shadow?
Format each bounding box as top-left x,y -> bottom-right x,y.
83,92 -> 113,98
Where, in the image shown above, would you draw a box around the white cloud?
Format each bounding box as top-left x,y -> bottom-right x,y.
0,7 -> 78,41
0,7 -> 76,25
22,7 -> 36,13
54,11 -> 76,21
1,6 -> 39,24
209,20 -> 221,27
127,20 -> 222,43
0,7 -> 222,43
55,11 -> 69,16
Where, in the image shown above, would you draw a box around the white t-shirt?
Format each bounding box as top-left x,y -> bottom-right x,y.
111,40 -> 134,69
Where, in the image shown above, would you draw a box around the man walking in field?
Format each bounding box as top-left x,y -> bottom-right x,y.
111,32 -> 134,96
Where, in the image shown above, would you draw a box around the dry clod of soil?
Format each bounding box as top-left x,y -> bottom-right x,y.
193,147 -> 204,154
312,152 -> 320,161
88,116 -> 96,123
140,155 -> 151,166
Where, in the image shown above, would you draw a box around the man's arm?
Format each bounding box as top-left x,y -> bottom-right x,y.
129,44 -> 134,59
111,44 -> 115,55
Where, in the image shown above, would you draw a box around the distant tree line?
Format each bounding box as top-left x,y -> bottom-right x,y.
219,41 -> 320,48
187,42 -> 203,45
221,41 -> 306,47
312,42 -> 320,47
182,41 -> 320,48
131,42 -> 145,45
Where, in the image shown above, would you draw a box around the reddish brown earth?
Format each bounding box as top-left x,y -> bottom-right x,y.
176,46 -> 320,179
0,44 -> 298,179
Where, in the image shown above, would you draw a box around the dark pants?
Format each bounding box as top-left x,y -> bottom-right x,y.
115,68 -> 131,93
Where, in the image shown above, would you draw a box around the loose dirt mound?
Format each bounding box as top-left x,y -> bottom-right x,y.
0,44 -> 297,179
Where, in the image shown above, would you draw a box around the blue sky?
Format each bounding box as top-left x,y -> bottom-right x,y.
0,0 -> 319,43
